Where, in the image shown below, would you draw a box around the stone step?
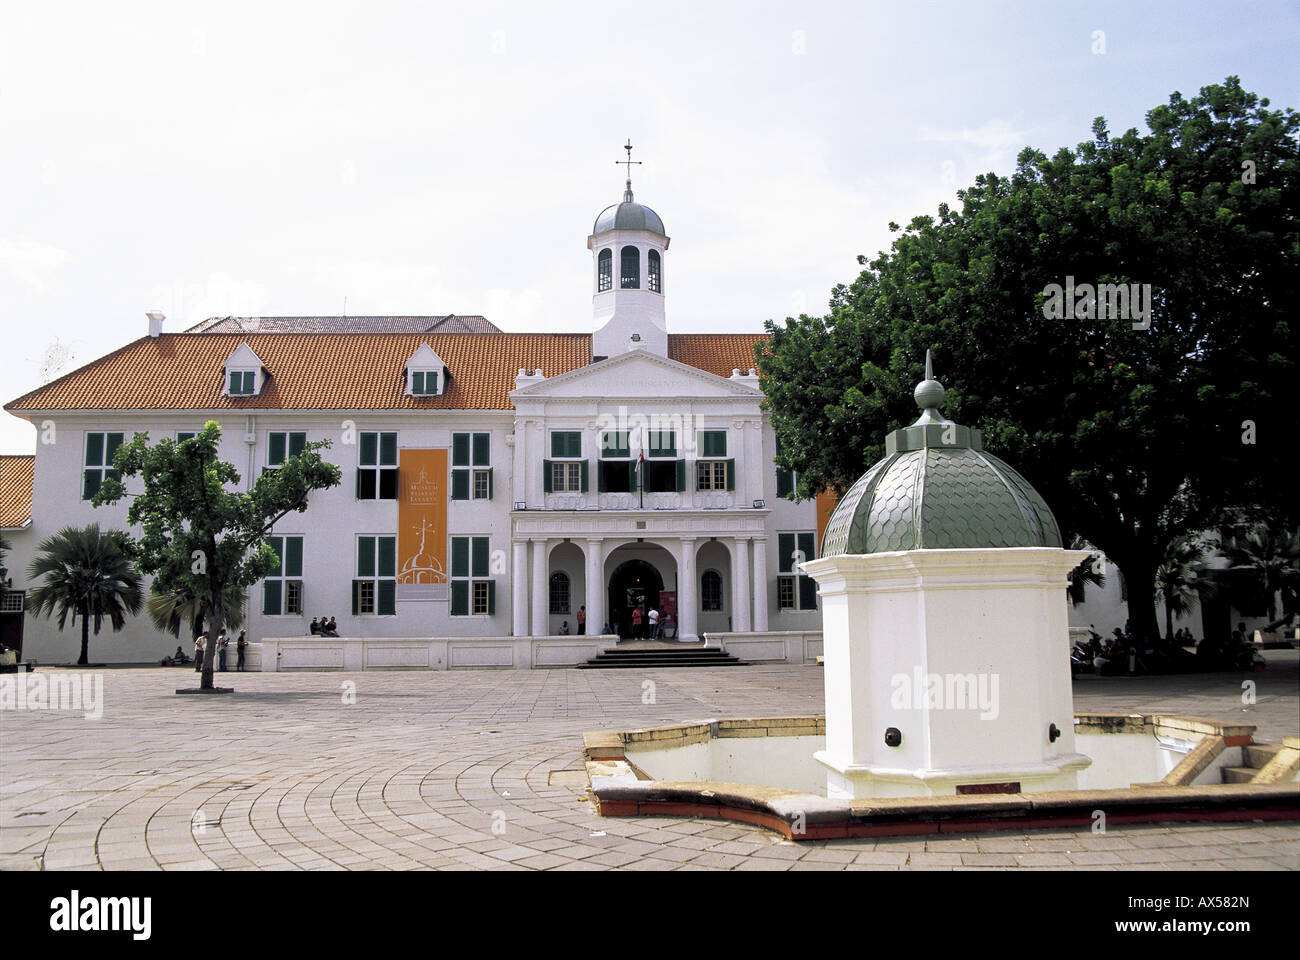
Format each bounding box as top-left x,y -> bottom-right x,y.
1220,766 -> 1257,784
1244,743 -> 1283,768
579,648 -> 748,669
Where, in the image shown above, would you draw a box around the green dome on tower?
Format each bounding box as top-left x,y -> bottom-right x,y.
819,351 -> 1062,557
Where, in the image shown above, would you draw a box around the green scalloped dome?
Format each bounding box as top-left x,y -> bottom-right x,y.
820,352 -> 1062,557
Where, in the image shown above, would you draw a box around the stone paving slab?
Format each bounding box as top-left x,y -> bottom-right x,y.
1,655 -> 1297,871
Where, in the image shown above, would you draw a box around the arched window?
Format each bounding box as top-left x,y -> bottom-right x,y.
620,246 -> 639,289
597,248 -> 612,292
648,249 -> 661,293
701,570 -> 723,611
549,571 -> 571,614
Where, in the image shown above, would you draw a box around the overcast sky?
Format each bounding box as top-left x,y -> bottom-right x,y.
1,0 -> 1296,452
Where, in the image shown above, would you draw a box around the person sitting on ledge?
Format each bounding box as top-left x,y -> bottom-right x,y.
309,617 -> 322,635
323,617 -> 339,637
558,620 -> 570,635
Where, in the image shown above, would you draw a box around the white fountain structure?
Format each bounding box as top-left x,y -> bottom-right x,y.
801,353 -> 1093,799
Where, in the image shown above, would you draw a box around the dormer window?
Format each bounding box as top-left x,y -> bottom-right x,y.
222,342 -> 266,397
405,342 -> 446,397
411,370 -> 438,395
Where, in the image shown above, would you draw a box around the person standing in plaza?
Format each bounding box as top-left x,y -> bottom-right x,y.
630,605 -> 643,640
236,629 -> 247,671
576,606 -> 586,635
648,606 -> 660,640
194,633 -> 206,672
217,629 -> 229,671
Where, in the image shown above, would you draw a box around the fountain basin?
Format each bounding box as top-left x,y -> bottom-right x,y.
583,714 -> 1300,840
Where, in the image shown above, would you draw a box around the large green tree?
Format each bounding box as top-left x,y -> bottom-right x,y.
94,422 -> 340,690
25,524 -> 144,664
758,77 -> 1298,643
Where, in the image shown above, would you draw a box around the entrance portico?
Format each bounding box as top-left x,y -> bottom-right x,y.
510,510 -> 769,640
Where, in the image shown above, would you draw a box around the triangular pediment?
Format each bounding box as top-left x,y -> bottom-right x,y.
406,342 -> 444,369
223,341 -> 265,371
509,348 -> 761,401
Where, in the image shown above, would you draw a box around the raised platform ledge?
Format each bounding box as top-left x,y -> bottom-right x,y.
254,635 -> 619,671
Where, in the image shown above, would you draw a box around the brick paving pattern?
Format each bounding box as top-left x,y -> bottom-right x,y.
2,654 -> 1297,871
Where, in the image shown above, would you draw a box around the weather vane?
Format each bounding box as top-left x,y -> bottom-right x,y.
617,139 -> 641,201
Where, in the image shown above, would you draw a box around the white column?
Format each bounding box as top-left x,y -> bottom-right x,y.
584,538 -> 604,637
530,539 -> 548,637
751,536 -> 769,632
678,538 -> 698,642
731,537 -> 751,633
511,540 -> 528,637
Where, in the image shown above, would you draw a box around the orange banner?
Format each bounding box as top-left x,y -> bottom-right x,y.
816,489 -> 839,551
398,449 -> 448,590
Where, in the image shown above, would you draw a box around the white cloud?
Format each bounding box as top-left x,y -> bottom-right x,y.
0,238 -> 69,294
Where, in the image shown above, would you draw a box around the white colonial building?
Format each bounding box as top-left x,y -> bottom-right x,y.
2,178 -> 829,665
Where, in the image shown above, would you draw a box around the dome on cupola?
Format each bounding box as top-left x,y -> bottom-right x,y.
592,193 -> 666,236
820,351 -> 1063,557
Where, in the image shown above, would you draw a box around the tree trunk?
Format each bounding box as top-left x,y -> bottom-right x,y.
201,547 -> 221,690
1111,549 -> 1161,645
78,607 -> 89,665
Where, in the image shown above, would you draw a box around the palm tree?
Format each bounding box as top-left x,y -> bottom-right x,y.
147,583 -> 246,640
1221,524 -> 1300,624
1067,536 -> 1107,607
1154,534 -> 1215,643
25,524 -> 144,665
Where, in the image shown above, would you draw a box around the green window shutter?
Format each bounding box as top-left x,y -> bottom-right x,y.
451,469 -> 469,500
263,580 -> 282,616
486,468 -> 493,500
798,532 -> 815,566
85,433 -> 104,466
675,459 -> 686,492
451,537 -> 469,578
472,432 -> 490,466
289,433 -> 306,457
597,461 -> 607,492
351,580 -> 360,616
542,460 -> 553,493
581,460 -> 590,493
471,537 -> 489,577
378,537 -> 396,577
551,433 -> 564,457
778,533 -> 795,573
83,470 -> 100,501
799,576 -> 818,610
629,461 -> 639,492
726,458 -> 736,491
357,537 -> 375,577
106,433 -> 124,463
285,537 -> 303,577
380,432 -> 397,465
269,433 -> 286,465
355,468 -> 365,499
244,372 -> 255,393
777,469 -> 793,499
450,580 -> 468,616
552,432 -> 580,458
702,431 -> 726,458
229,372 -> 240,393
378,580 -> 396,616
486,580 -> 496,615
569,433 -> 582,458
452,433 -> 470,467
412,371 -> 424,394
268,536 -> 283,577
178,432 -> 195,443
429,370 -> 439,394
359,432 -> 377,466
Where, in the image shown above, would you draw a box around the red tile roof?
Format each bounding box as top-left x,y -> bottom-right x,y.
4,331 -> 773,413
0,455 -> 34,528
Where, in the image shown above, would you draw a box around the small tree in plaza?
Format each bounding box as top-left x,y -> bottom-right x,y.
94,421 -> 340,690
25,524 -> 144,665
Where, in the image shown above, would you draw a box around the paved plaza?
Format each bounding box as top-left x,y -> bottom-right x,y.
1,653 -> 1297,871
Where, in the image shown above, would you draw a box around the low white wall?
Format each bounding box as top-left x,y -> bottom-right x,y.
253,635 -> 617,671
704,630 -> 822,663
629,736 -> 829,794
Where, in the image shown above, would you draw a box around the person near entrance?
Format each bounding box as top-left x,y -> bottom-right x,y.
577,606 -> 586,635
630,606 -> 643,639
648,606 -> 660,640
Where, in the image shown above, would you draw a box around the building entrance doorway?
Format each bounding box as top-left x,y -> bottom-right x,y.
607,559 -> 664,639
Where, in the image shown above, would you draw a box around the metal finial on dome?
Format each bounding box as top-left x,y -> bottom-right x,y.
913,348 -> 947,421
617,139 -> 641,202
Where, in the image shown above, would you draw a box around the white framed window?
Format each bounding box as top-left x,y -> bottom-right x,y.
357,431 -> 398,500
550,572 -> 571,614
262,536 -> 304,616
228,370 -> 256,395
551,461 -> 583,493
83,432 -> 124,500
0,591 -> 24,614
353,536 -> 396,616
450,536 -> 495,616
777,531 -> 818,610
267,432 -> 306,469
544,431 -> 587,494
701,570 -> 723,612
452,432 -> 492,500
